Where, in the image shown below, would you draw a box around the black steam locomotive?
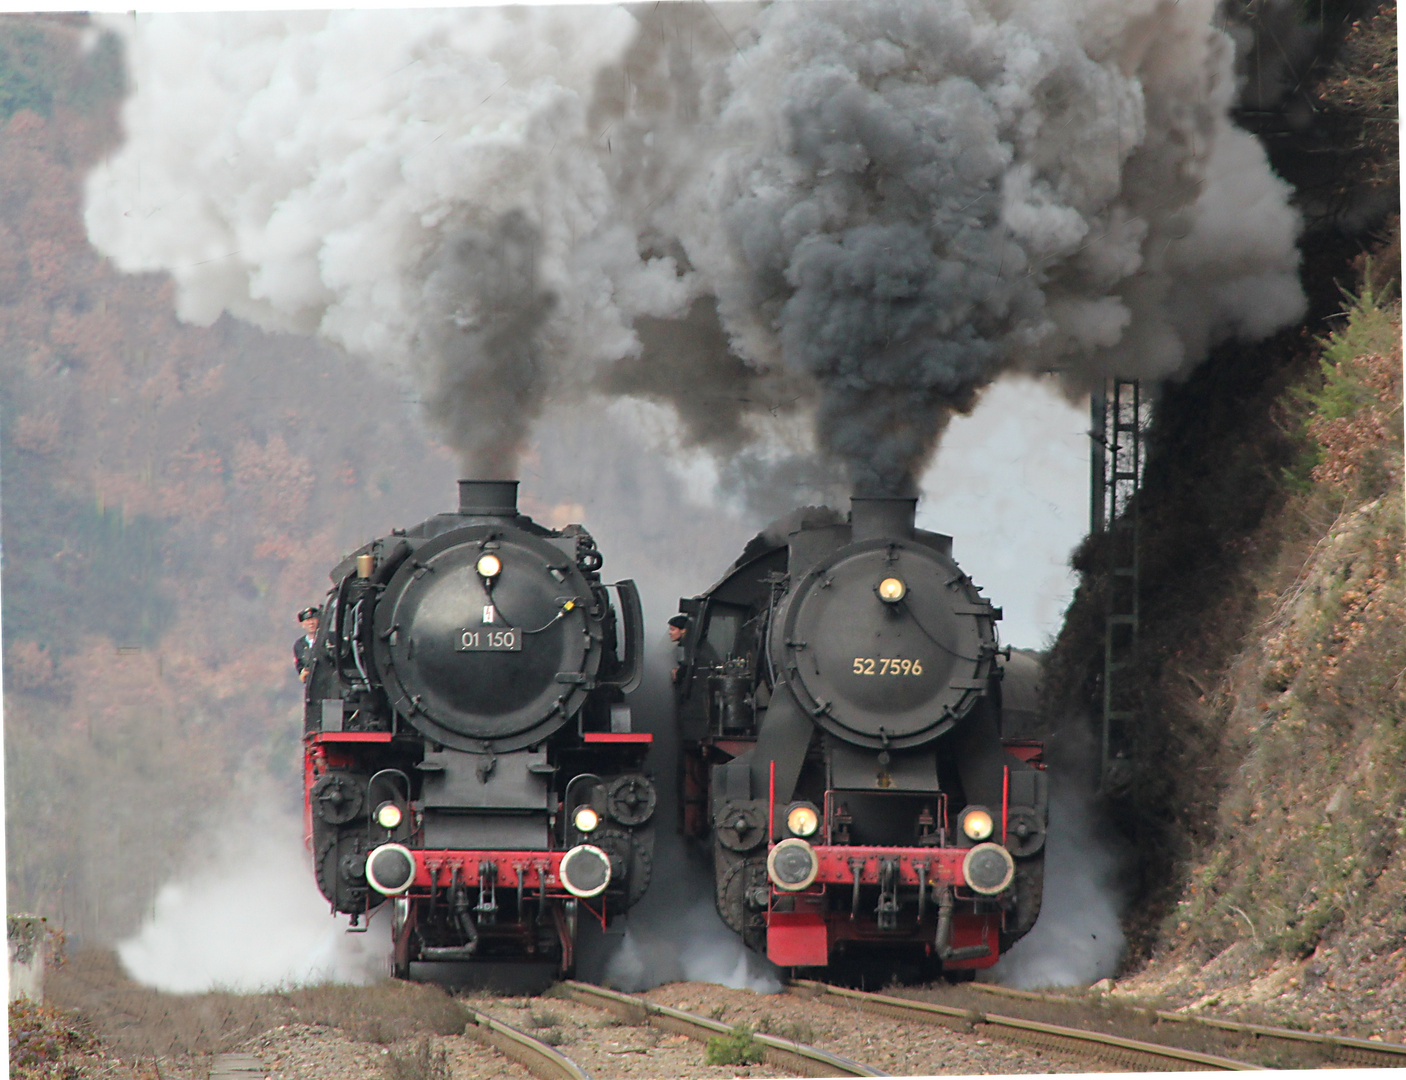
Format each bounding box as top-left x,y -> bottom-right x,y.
676,495 -> 1047,976
302,481 -> 655,976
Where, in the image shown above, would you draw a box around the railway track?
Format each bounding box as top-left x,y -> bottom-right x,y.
208,973 -> 1406,1080
488,976 -> 1273,1078
557,980 -> 885,1077
460,1005 -> 592,1080
791,979 -> 1262,1072
969,982 -> 1406,1069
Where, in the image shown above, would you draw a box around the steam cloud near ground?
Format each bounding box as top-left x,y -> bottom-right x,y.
87,1 -> 1303,501
117,805 -> 389,993
987,723 -> 1130,987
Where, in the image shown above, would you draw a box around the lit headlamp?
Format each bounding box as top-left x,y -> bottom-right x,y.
785,802 -> 820,838
573,806 -> 600,833
960,806 -> 995,842
374,801 -> 403,830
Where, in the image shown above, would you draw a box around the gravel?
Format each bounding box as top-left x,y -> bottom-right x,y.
242,1022 -> 535,1080
465,993 -> 781,1079
641,981 -> 1099,1076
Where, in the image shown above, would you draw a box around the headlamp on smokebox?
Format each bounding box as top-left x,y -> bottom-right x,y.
475,552 -> 502,579
959,805 -> 995,842
374,801 -> 403,830
963,842 -> 1015,895
559,844 -> 611,898
572,805 -> 601,833
785,801 -> 820,838
877,577 -> 906,603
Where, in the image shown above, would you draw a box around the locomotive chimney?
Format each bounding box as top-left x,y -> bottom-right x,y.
850,494 -> 917,541
458,479 -> 519,518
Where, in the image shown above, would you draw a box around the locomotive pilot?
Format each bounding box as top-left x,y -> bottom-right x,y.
294,606 -> 321,682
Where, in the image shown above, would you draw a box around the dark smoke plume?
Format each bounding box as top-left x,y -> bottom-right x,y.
419,213 -> 557,477
678,0 -> 1305,493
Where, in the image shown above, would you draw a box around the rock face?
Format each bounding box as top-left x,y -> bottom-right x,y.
8,913 -> 48,1002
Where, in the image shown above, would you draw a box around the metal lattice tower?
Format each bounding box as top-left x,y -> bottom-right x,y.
1089,379 -> 1144,793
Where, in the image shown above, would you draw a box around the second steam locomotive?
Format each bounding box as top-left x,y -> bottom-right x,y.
302,480 -> 655,976
675,494 -> 1048,976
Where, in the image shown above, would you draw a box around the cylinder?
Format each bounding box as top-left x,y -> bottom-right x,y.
458,480 -> 519,517
850,495 -> 917,541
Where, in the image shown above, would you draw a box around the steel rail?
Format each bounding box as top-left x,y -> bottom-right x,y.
462,1006 -> 593,1080
971,981 -> 1406,1068
792,979 -> 1261,1072
559,979 -> 888,1078
208,1053 -> 266,1079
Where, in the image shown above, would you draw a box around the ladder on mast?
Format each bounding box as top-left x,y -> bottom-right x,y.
1090,379 -> 1143,793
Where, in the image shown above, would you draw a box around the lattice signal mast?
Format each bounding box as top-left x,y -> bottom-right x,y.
1089,380 -> 1145,793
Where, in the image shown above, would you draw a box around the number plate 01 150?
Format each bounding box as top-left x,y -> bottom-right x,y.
456,628 -> 521,651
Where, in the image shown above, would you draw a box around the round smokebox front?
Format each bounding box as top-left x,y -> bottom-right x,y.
373,529 -> 595,748
778,542 -> 993,749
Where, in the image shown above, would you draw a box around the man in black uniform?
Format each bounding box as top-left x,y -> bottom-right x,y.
294,606 -> 321,682
667,614 -> 688,646
668,614 -> 688,683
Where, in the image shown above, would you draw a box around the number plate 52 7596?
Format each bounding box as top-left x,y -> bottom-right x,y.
852,657 -> 923,675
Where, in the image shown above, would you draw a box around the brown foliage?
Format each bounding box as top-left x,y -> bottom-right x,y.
1316,2 -> 1399,194
5,639 -> 57,692
1307,346 -> 1404,492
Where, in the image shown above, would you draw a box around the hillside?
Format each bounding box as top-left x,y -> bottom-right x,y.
1112,270 -> 1404,1039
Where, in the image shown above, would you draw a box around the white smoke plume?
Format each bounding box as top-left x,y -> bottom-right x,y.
86,0 -> 1304,500
117,809 -> 388,993
84,9 -> 693,476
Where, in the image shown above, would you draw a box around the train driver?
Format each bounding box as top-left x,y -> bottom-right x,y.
669,614 -> 688,682
295,606 -> 321,682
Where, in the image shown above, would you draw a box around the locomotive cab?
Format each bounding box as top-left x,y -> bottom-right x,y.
303,481 -> 654,978
677,495 -> 1048,979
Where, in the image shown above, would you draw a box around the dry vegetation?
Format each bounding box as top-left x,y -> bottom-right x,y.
8,998 -> 102,1080
40,948 -> 470,1080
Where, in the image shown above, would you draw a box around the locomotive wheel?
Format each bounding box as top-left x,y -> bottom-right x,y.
592,827 -> 653,907
310,772 -> 364,824
713,801 -> 766,853
716,855 -> 768,946
606,776 -> 657,827
315,832 -> 370,914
